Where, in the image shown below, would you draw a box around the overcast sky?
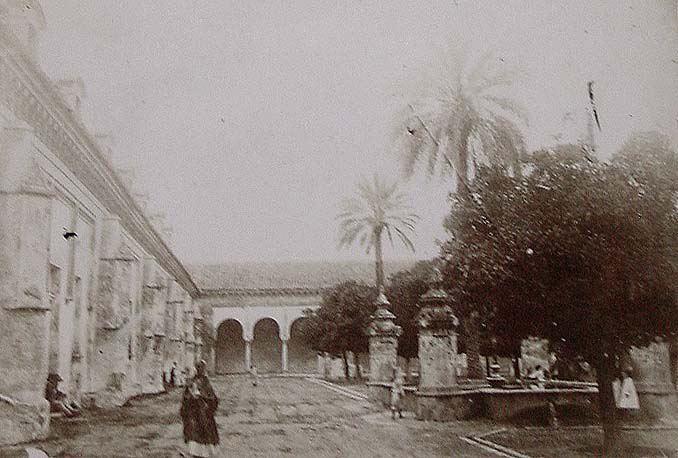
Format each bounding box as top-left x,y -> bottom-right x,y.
37,1 -> 677,264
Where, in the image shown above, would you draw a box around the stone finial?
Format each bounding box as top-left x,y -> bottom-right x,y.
417,272 -> 458,331
374,285 -> 390,308
366,287 -> 401,337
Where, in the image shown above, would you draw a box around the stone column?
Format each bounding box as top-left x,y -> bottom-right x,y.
0,125 -> 52,445
281,340 -> 289,373
165,281 -> 184,383
245,340 -> 252,371
366,290 -> 402,384
183,302 -> 195,379
628,341 -> 678,422
194,315 -> 204,364
89,217 -> 138,407
138,258 -> 166,394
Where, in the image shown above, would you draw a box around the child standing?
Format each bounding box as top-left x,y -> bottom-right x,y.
390,366 -> 404,420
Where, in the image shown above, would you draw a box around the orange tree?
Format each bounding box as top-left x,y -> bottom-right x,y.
441,134 -> 677,452
297,281 -> 376,380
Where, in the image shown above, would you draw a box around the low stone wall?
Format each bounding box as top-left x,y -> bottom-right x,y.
364,381 -> 600,423
478,387 -> 598,421
416,389 -> 482,421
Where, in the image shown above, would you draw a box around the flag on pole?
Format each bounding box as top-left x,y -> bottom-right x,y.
587,81 -> 601,131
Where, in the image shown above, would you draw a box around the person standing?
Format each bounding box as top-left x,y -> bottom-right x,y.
390,365 -> 405,420
613,369 -> 640,419
180,360 -> 220,457
250,364 -> 258,387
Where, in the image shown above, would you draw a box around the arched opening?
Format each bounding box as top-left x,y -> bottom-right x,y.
216,319 -> 245,374
252,318 -> 281,373
288,318 -> 317,374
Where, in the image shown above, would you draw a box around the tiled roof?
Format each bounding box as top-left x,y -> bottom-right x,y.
188,260 -> 415,293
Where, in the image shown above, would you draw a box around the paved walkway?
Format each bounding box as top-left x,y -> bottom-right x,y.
1,375 -> 499,457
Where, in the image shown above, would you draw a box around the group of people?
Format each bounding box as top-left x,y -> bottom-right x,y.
164,361 -> 188,390
43,357 -> 642,457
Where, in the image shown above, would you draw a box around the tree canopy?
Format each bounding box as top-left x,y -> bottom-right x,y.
296,281 -> 377,378
441,132 -> 677,450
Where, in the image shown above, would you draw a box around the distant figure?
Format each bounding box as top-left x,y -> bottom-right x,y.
548,354 -> 559,379
613,369 -> 640,413
390,365 -> 404,420
170,362 -> 178,388
180,360 -> 219,457
250,365 -> 258,387
45,374 -> 81,418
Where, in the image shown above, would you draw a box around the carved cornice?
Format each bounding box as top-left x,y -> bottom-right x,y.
200,287 -> 325,298
0,28 -> 198,298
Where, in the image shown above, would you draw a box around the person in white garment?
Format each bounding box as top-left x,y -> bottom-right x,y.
613,369 -> 640,417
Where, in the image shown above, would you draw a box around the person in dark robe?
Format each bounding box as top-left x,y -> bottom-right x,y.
45,373 -> 81,418
180,360 -> 219,457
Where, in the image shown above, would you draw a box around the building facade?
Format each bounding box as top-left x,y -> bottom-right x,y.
0,4 -> 202,445
192,261 -> 413,376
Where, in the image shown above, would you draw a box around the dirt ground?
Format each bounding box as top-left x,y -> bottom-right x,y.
0,376 -> 499,458
487,426 -> 678,457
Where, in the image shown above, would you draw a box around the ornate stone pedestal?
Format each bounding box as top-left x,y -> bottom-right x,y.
414,286 -> 465,421
366,291 -> 401,385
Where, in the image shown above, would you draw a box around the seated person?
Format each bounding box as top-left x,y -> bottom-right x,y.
45,374 -> 81,417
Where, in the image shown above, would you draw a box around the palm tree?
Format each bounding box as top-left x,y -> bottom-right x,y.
337,175 -> 419,290
398,51 -> 528,194
397,51 -> 527,379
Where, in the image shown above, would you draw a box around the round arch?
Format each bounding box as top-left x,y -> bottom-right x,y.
252,317 -> 281,373
215,319 -> 246,374
288,317 -> 317,374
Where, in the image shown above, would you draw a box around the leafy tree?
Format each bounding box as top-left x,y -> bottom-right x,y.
442,134 -> 677,452
337,174 -> 418,289
296,281 -> 377,379
386,260 -> 438,375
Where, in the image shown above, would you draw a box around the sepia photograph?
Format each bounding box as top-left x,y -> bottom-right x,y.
0,1 -> 677,456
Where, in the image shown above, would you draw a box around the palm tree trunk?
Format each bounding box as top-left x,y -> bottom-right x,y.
456,129 -> 471,198
374,228 -> 385,290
